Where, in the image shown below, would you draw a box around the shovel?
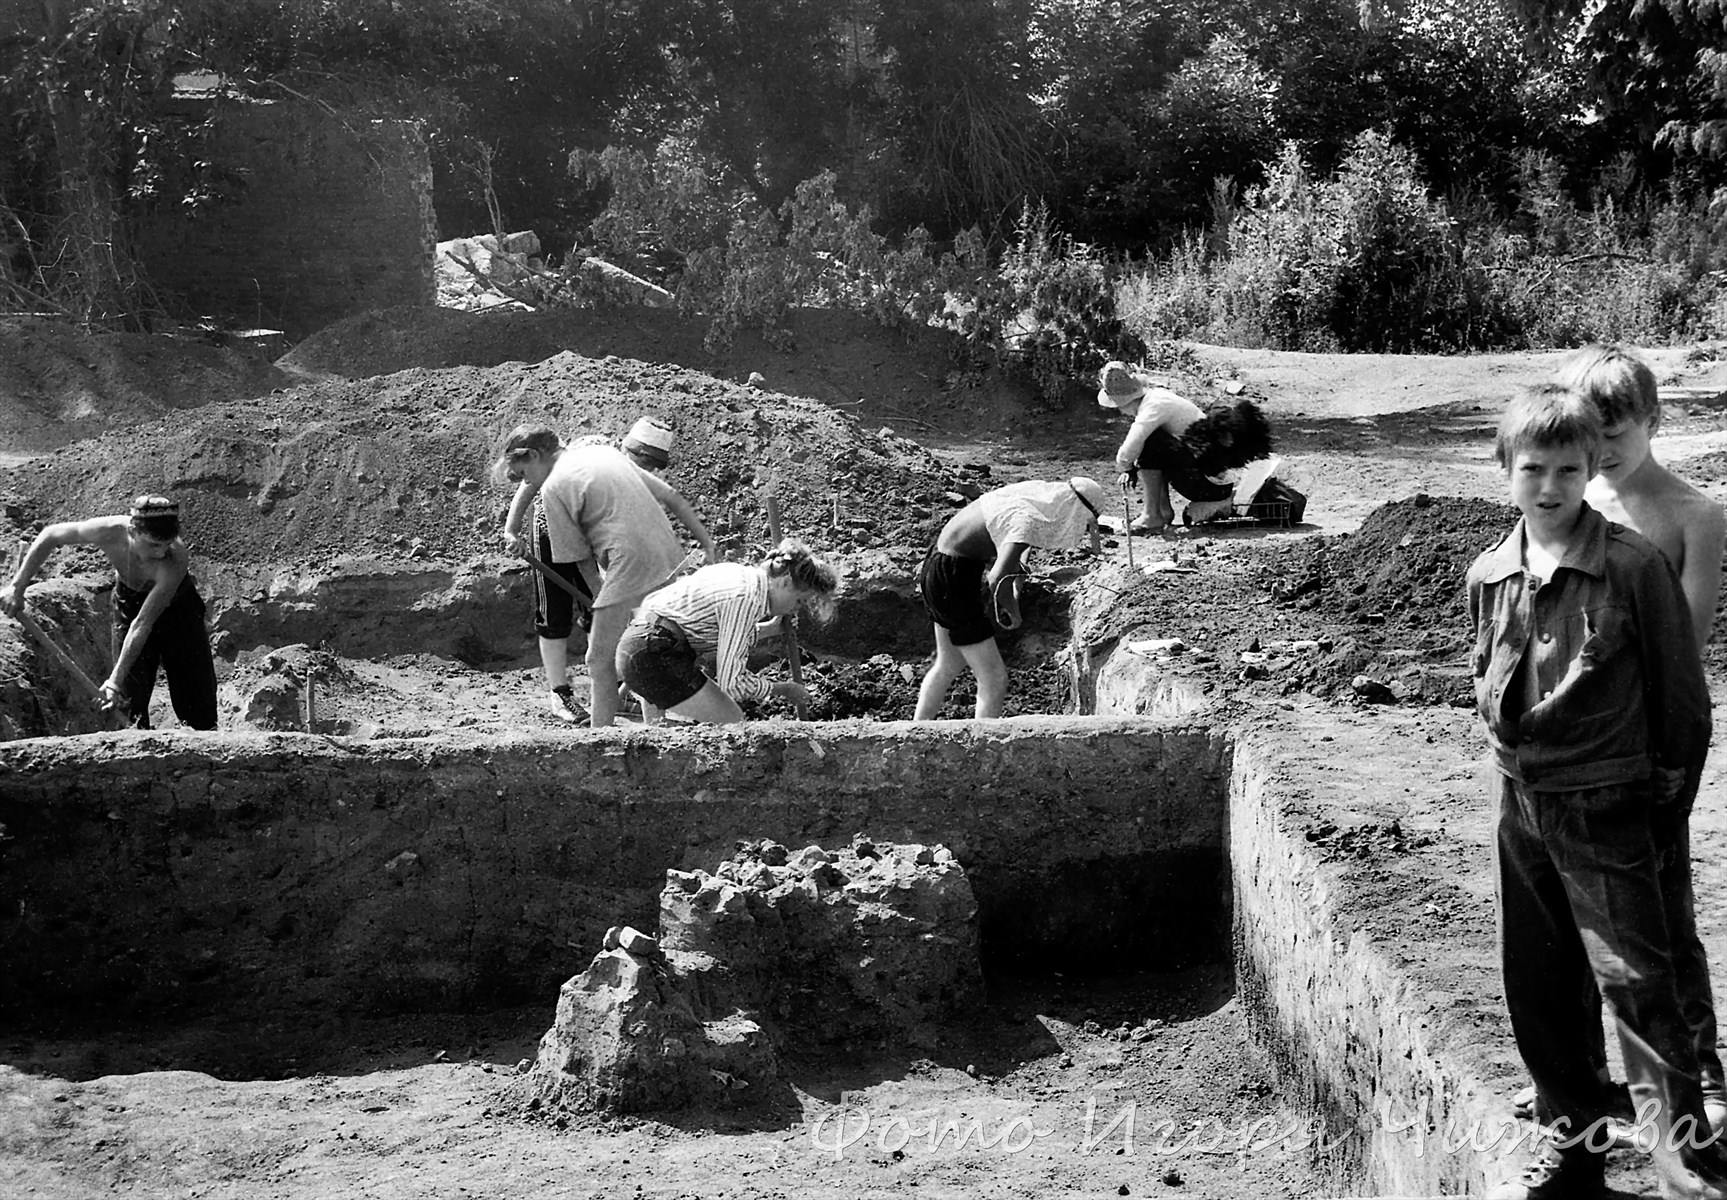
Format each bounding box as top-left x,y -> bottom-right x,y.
519,547 -> 593,617
1121,487 -> 1136,571
7,540 -> 125,729
17,610 -> 111,704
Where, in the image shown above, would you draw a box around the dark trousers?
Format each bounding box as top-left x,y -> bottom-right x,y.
1496,776 -> 1717,1177
1578,800 -> 1724,1105
1665,802 -> 1727,1101
114,577 -> 217,730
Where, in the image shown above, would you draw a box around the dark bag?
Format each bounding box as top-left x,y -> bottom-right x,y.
1248,477 -> 1307,526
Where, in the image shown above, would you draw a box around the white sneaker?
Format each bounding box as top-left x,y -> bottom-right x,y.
545,686 -> 588,724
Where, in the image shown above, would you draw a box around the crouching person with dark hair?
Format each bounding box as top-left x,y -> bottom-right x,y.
617,539 -> 838,724
1097,361 -> 1274,531
2,494 -> 217,729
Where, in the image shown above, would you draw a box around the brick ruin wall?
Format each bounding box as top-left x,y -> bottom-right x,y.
134,98 -> 435,339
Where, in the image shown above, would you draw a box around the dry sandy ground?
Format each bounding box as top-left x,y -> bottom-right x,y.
8,319 -> 1727,1199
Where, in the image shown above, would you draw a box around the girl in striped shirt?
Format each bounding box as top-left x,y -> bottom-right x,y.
617,539 -> 838,723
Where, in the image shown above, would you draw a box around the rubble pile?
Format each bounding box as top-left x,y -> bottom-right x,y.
437,231 -> 673,313
660,837 -> 983,1045
529,838 -> 980,1114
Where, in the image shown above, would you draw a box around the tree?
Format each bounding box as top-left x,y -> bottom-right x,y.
1507,0 -> 1727,175
872,0 -> 1055,238
1,0 -> 177,326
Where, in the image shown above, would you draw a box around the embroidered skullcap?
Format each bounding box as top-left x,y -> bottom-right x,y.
129,495 -> 179,519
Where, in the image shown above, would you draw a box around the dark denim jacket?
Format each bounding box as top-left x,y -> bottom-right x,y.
1466,505 -> 1710,791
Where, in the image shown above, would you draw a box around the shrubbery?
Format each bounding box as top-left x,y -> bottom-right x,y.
1121,133 -> 1727,352
572,152 -> 1141,405
575,126 -> 1727,392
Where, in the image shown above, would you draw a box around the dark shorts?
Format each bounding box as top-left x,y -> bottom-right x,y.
1134,430 -> 1234,502
534,509 -> 592,639
617,618 -> 709,709
919,548 -> 995,647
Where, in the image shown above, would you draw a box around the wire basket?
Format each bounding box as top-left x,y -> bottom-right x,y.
1235,498 -> 1295,527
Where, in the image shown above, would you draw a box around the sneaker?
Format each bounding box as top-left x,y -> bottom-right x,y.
1488,1140 -> 1605,1200
546,685 -> 588,725
1662,1150 -> 1727,1200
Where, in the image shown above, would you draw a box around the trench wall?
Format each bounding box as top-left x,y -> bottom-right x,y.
1082,626 -> 1517,1197
3,690 -> 1525,1195
0,717 -> 1230,1017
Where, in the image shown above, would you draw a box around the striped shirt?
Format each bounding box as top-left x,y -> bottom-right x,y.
637,563 -> 774,703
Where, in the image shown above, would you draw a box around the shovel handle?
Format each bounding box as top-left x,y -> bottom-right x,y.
519,548 -> 593,614
9,538 -> 123,722
761,491 -> 809,719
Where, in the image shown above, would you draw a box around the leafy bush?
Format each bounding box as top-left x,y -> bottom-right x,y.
976,204 -> 1145,405
1122,134 -> 1727,351
1325,132 -> 1465,350
574,151 -> 1145,404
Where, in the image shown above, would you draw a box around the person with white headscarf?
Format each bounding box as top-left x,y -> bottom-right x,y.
915,477 -> 1105,720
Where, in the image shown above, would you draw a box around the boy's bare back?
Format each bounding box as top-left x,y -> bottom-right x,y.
1588,463 -> 1725,645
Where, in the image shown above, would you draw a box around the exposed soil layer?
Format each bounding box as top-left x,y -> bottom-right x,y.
10,307 -> 1727,1198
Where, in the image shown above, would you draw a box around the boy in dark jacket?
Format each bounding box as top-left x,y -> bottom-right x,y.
1470,385 -> 1720,1199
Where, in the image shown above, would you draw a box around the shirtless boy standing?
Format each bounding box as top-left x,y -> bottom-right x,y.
2,495 -> 217,729
1532,344 -> 1727,1140
1561,346 -> 1725,647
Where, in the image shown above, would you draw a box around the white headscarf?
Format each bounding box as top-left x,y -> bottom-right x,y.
977,477 -> 1105,550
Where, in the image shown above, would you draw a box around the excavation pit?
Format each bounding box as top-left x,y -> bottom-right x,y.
0,718 -> 1234,1017
0,710 -> 1525,1197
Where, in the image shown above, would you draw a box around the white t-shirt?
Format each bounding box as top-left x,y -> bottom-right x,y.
539,444 -> 685,608
1114,389 -> 1205,472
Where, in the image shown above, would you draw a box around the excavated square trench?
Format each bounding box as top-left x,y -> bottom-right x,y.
0,716 -> 1505,1196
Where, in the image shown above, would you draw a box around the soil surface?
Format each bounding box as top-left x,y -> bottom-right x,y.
7,306 -> 1727,1198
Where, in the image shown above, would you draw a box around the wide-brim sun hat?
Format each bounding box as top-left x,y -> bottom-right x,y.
1098,361 -> 1148,409
1068,476 -> 1108,514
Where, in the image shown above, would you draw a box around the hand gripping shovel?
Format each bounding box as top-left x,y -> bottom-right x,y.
519,548 -> 593,617
14,610 -> 127,730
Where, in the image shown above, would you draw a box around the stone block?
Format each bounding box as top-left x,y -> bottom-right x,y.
530,949 -> 715,1114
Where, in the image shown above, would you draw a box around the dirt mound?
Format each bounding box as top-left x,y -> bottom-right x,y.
277,304 -> 1029,426
0,353 -> 979,574
1278,494 -> 1512,633
1072,496 -> 1515,708
0,318 -> 288,456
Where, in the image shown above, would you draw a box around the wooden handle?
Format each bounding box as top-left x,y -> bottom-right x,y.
16,611 -> 125,729
9,538 -> 123,728
519,548 -> 593,613
761,492 -> 808,719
